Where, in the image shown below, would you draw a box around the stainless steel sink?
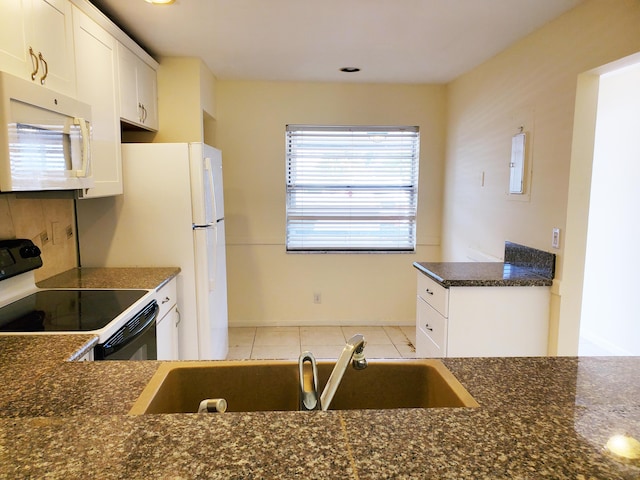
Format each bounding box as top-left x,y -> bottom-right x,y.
129,359 -> 478,414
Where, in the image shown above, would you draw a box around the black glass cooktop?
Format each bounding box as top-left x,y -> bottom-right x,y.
0,290 -> 148,332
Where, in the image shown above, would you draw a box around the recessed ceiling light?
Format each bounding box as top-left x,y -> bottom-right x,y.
145,0 -> 175,5
340,67 -> 361,73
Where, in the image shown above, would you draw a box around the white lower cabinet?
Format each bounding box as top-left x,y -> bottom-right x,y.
415,272 -> 550,357
155,278 -> 180,360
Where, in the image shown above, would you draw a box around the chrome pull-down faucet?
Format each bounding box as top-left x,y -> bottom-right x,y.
319,334 -> 367,411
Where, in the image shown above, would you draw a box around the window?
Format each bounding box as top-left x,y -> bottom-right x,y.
286,125 -> 420,252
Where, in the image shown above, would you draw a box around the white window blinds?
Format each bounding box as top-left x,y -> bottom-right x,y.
286,125 -> 420,252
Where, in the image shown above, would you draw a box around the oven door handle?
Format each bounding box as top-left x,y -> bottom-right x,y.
124,302 -> 159,341
96,301 -> 159,358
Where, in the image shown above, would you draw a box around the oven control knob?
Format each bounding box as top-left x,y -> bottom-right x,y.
20,245 -> 41,258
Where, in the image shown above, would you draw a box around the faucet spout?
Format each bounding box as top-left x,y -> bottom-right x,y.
319,334 -> 367,411
298,351 -> 320,411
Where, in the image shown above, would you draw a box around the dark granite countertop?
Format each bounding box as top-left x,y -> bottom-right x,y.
414,261 -> 554,287
1,264 -> 637,479
413,242 -> 556,288
1,331 -> 639,478
36,266 -> 181,291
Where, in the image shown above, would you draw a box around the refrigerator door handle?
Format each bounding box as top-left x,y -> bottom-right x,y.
204,156 -> 218,223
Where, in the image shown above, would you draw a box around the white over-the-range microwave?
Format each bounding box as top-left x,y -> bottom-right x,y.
0,71 -> 93,193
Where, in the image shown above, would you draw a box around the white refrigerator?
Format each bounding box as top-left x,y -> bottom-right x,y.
76,142 -> 228,360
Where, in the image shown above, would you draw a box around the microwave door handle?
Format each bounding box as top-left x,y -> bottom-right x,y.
73,118 -> 90,178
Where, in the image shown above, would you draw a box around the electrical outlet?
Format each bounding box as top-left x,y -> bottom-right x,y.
551,228 -> 560,249
313,293 -> 322,304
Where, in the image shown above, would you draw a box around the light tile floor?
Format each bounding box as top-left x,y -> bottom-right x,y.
227,325 -> 416,360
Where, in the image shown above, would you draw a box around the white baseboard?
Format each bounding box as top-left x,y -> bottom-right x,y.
579,329 -> 634,356
229,319 -> 414,328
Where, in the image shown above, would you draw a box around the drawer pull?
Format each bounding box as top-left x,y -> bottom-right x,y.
161,296 -> 171,304
424,324 -> 433,331
425,289 -> 434,295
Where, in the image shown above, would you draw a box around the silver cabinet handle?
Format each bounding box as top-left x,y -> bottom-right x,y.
138,103 -> 148,123
175,308 -> 181,326
29,47 -> 39,80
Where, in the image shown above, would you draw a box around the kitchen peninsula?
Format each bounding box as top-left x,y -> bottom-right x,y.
2,336 -> 639,477
414,242 -> 556,358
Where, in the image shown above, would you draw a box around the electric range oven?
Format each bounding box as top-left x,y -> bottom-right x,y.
0,239 -> 158,360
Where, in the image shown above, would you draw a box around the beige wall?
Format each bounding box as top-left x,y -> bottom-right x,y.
216,81 -> 446,326
443,0 -> 640,353
0,194 -> 77,281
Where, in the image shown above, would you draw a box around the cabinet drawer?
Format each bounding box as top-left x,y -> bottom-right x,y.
416,296 -> 447,357
416,326 -> 444,358
156,278 -> 177,320
416,272 -> 449,317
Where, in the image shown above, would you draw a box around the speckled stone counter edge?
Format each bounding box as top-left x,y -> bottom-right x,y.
414,241 -> 555,288
2,333 -> 640,478
37,266 -> 181,291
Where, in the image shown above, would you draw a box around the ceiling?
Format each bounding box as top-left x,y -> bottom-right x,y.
90,0 -> 584,84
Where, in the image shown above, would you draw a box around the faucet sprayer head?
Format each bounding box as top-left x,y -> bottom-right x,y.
351,345 -> 367,370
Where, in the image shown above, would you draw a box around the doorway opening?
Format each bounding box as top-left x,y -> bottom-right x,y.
560,52 -> 640,356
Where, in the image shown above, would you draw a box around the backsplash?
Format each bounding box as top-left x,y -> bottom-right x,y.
0,194 -> 77,281
504,241 -> 556,279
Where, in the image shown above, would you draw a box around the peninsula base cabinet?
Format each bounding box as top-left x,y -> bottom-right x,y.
415,272 -> 550,357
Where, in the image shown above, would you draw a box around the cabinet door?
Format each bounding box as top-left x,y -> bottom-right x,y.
27,0 -> 76,96
0,0 -> 30,77
156,309 -> 172,361
136,59 -> 158,130
0,0 -> 75,96
117,42 -> 158,131
73,6 -> 122,198
157,306 -> 179,360
116,42 -> 139,124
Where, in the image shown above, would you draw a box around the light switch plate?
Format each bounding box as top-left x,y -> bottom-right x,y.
552,228 -> 560,249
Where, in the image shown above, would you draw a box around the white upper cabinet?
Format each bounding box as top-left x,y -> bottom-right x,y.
72,5 -> 122,198
0,0 -> 76,96
117,42 -> 158,131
